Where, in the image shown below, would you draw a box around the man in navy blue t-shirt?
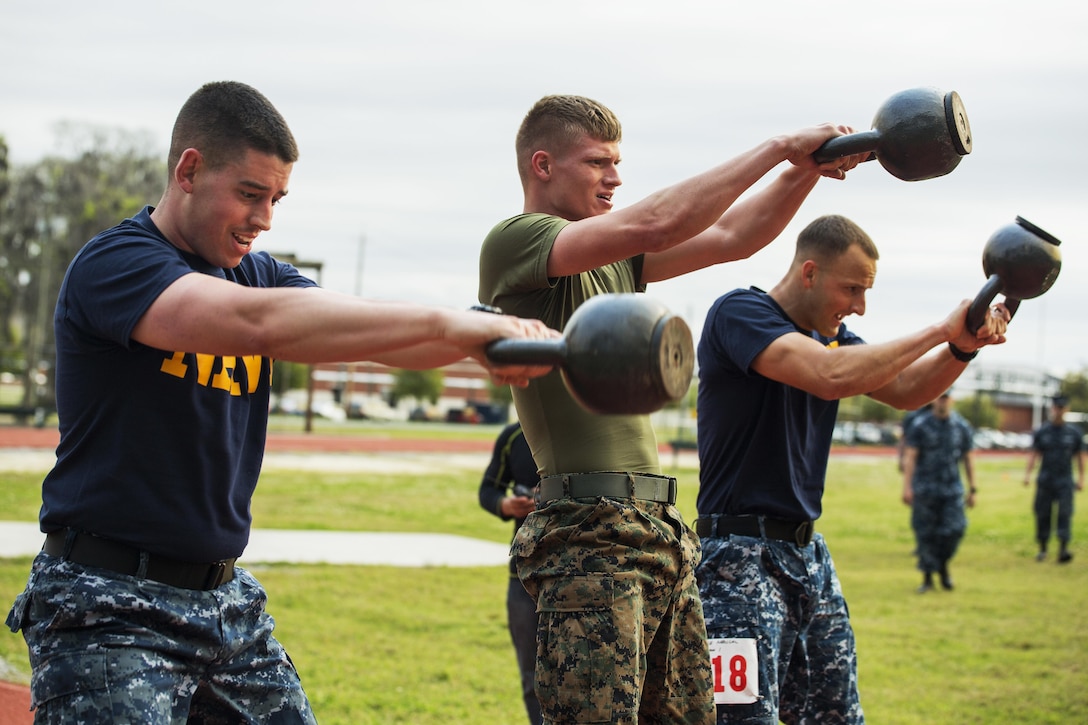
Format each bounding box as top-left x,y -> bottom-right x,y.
695,215 -> 1011,724
5,80 -> 555,724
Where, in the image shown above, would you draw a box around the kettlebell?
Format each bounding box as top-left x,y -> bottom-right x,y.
813,87 -> 972,181
486,294 -> 694,415
966,216 -> 1062,331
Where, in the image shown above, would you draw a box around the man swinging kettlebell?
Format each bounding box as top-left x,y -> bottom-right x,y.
483,87 -> 1061,416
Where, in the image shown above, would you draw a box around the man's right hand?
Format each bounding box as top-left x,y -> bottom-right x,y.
785,124 -> 867,178
458,310 -> 560,387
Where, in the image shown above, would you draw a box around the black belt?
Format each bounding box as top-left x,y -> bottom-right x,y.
695,515 -> 815,547
44,530 -> 236,590
538,472 -> 677,505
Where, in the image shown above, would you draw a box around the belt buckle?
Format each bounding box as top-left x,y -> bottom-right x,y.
794,521 -> 814,547
203,561 -> 230,589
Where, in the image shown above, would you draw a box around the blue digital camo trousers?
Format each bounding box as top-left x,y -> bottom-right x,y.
1034,481 -> 1075,543
911,492 -> 967,575
695,533 -> 863,725
6,552 -> 316,724
512,497 -> 715,725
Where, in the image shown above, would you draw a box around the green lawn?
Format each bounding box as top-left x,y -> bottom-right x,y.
2,450 -> 1085,723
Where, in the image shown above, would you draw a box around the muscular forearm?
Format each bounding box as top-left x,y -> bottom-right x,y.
617,137 -> 796,254
868,345 -> 971,410
805,322 -> 950,402
135,276 -> 533,366
643,166 -> 821,281
712,165 -> 822,259
233,290 -> 474,363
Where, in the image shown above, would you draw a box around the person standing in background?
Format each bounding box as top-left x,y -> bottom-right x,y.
478,421 -> 542,725
1024,395 -> 1085,563
897,403 -> 933,473
902,391 -> 977,592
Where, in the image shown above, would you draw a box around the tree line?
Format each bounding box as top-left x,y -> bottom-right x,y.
0,126 -> 164,412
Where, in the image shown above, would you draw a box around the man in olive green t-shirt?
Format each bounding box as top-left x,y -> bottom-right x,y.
478,94 -> 864,725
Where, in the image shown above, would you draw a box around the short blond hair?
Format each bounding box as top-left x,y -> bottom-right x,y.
515,95 -> 622,184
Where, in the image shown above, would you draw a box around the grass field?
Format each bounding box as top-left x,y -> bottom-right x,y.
1,446 -> 1085,723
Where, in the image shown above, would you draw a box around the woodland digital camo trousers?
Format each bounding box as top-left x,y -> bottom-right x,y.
696,533 -> 864,725
6,552 -> 316,724
512,496 -> 715,725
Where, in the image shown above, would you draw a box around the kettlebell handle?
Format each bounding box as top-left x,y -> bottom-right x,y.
486,338 -> 567,367
966,275 -> 1021,334
813,132 -> 879,164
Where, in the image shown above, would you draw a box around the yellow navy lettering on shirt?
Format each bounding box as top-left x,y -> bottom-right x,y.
159,351 -> 267,394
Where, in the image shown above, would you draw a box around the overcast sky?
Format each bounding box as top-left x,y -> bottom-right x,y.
3,0 -> 1085,378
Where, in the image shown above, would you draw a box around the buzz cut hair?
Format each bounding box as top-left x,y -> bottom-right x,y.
794,214 -> 880,264
168,81 -> 299,172
515,95 -> 622,184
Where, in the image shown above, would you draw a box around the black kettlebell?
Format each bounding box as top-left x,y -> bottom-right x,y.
966,216 -> 1062,332
485,294 -> 694,415
813,87 -> 972,181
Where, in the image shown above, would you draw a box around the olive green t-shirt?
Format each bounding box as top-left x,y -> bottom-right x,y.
479,213 -> 660,476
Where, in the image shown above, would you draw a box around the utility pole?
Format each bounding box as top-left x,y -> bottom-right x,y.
269,253 -> 323,433
343,235 -> 366,416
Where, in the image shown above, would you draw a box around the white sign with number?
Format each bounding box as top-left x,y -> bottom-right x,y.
708,637 -> 759,705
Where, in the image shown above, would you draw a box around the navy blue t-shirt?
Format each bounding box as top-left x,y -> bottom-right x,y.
696,287 -> 864,521
40,206 -> 317,562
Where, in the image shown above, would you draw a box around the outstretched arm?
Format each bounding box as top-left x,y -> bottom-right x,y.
547,125 -> 863,279
132,274 -> 559,386
642,165 -> 822,282
752,300 -> 1009,409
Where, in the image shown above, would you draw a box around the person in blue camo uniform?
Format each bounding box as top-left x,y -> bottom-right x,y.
897,403 -> 932,473
478,421 -> 543,725
694,215 -> 1011,724
901,391 -> 976,592
4,80 -> 555,724
479,93 -> 870,725
1024,395 -> 1085,563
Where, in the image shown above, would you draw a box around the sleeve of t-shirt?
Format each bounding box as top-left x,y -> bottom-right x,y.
241,251 -> 320,290
62,235 -> 199,349
479,213 -> 570,302
704,290 -> 801,376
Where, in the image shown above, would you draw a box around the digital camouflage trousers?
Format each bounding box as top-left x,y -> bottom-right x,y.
696,533 -> 864,725
6,553 -> 316,724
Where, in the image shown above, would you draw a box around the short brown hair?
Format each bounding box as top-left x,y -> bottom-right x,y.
168,81 -> 299,172
794,215 -> 879,265
515,95 -> 622,183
